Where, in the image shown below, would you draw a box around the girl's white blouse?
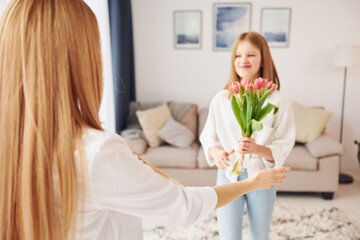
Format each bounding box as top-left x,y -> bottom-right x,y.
75,129 -> 217,240
200,90 -> 296,182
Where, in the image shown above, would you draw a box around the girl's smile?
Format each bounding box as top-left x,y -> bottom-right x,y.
234,41 -> 262,80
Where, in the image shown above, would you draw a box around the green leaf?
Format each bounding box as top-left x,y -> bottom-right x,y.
255,91 -> 260,106
247,119 -> 262,137
254,88 -> 272,120
241,95 -> 248,135
246,121 -> 251,137
273,105 -> 279,115
231,96 -> 240,120
250,119 -> 263,132
251,92 -> 256,119
256,103 -> 279,122
245,94 -> 252,129
231,96 -> 245,132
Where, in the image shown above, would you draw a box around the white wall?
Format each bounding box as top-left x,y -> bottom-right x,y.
0,0 -> 5,12
84,0 -> 115,132
132,0 -> 360,170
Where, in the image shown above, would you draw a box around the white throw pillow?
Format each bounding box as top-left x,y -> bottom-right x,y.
136,104 -> 171,147
157,117 -> 195,148
292,101 -> 332,143
305,134 -> 344,158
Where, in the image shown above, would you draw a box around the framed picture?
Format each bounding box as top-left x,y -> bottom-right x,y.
173,11 -> 202,49
213,3 -> 251,51
260,8 -> 291,47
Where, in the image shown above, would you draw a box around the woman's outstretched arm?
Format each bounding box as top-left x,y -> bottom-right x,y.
212,167 -> 290,209
139,148 -> 289,210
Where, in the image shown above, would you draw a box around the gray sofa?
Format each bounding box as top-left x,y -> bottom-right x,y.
124,104 -> 344,200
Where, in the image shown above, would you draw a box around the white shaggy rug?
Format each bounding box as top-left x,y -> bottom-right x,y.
143,203 -> 360,240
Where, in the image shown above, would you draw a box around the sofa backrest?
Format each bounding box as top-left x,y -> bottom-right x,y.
197,108 -> 209,140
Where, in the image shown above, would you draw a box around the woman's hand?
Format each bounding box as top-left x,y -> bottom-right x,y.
209,147 -> 235,171
212,166 -> 291,209
250,167 -> 291,190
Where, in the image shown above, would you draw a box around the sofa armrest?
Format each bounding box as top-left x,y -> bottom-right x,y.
305,133 -> 344,158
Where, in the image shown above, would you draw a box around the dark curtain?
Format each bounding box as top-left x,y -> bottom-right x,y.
108,0 -> 136,133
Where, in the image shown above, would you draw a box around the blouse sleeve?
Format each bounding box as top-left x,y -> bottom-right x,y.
87,133 -> 217,227
262,99 -> 296,169
199,97 -> 222,167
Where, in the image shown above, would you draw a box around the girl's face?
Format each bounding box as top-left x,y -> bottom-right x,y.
234,41 -> 262,80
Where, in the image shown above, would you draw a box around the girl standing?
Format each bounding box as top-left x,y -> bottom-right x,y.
200,32 -> 296,240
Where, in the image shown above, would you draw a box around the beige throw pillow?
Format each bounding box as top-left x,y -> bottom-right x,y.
179,104 -> 198,137
157,117 -> 195,148
136,104 -> 171,147
292,101 -> 332,143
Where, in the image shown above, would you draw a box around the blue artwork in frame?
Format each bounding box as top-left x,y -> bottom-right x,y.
260,8 -> 291,47
213,3 -> 251,51
174,11 -> 202,49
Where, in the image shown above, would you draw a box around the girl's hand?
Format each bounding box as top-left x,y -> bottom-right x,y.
251,167 -> 291,190
210,147 -> 235,171
238,137 -> 259,155
238,137 -> 275,162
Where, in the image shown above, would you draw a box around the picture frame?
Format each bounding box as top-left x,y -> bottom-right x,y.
213,3 -> 252,51
260,8 -> 291,47
173,11 -> 202,49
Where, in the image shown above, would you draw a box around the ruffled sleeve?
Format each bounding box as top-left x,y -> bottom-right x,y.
262,96 -> 296,169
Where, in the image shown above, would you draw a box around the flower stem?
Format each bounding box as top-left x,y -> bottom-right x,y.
231,155 -> 244,176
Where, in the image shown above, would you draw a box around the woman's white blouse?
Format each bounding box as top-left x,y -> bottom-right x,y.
200,90 -> 295,182
75,129 -> 217,240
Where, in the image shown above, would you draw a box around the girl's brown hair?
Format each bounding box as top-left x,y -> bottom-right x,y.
0,0 -> 103,239
224,32 -> 280,98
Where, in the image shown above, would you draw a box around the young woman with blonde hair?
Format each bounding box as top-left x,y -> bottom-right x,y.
0,2 -> 290,240
200,32 -> 296,240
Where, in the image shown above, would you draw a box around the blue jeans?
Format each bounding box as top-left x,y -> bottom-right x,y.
216,169 -> 276,240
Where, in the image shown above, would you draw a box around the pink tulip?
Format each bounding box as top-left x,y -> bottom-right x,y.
232,82 -> 240,94
260,78 -> 268,95
267,81 -> 276,93
254,77 -> 269,90
245,83 -> 254,92
254,78 -> 262,90
261,78 -> 268,88
240,78 -> 251,87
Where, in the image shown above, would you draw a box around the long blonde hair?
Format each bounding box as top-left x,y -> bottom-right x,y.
0,0 -> 103,240
224,32 -> 280,98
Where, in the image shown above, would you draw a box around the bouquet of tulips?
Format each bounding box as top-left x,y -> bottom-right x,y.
230,77 -> 279,175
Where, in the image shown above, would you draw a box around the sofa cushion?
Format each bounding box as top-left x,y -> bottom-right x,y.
124,101 -> 194,133
125,138 -> 147,154
197,146 -> 217,169
157,117 -> 195,148
136,103 -> 171,147
285,145 -> 318,171
179,104 -> 198,137
198,108 -> 209,139
306,133 -> 344,158
126,102 -> 163,129
292,101 -> 332,143
142,142 -> 198,168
